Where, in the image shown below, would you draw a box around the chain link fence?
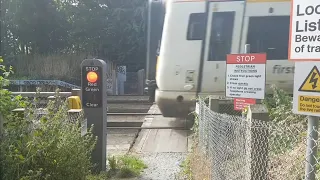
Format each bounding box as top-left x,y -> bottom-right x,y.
195,98 -> 318,180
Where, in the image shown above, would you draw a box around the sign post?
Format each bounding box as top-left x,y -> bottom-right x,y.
292,62 -> 320,180
290,0 -> 320,179
226,50 -> 267,180
81,59 -> 107,173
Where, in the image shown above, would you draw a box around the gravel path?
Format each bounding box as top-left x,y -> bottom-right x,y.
114,152 -> 188,180
137,152 -> 188,180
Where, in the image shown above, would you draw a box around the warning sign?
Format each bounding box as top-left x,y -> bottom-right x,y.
298,66 -> 320,92
293,62 -> 320,116
225,53 -> 266,99
298,95 -> 320,113
234,98 -> 256,111
289,0 -> 320,60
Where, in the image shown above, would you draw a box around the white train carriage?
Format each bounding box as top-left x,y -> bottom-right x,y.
146,0 -> 294,118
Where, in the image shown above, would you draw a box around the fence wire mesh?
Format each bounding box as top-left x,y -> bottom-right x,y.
195,98 -> 319,180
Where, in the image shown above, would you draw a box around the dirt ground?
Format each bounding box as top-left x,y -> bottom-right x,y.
189,142 -> 211,180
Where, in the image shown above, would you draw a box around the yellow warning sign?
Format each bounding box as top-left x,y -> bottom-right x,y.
298,66 -> 320,93
298,95 -> 320,113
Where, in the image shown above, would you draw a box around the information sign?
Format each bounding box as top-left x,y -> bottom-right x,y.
226,53 -> 266,99
289,0 -> 320,60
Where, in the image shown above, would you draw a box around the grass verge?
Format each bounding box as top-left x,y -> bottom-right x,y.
87,155 -> 147,179
177,110 -> 211,180
178,140 -> 211,180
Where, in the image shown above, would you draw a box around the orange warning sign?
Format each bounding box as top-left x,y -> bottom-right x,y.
298,66 -> 320,93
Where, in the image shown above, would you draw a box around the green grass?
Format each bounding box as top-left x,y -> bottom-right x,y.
87,155 -> 147,179
86,172 -> 109,180
116,155 -> 148,178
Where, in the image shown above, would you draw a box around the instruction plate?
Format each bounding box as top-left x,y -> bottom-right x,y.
225,53 -> 266,99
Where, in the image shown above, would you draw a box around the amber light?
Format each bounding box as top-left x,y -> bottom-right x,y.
87,71 -> 98,83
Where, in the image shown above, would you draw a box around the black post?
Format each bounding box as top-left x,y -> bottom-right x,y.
81,59 -> 107,173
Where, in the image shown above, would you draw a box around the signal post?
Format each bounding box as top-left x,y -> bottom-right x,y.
81,59 -> 107,173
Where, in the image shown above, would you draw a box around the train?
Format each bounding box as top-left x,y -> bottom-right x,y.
145,0 -> 294,120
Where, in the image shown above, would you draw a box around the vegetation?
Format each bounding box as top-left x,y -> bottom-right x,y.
108,155 -> 147,178
0,57 -> 27,118
263,85 -> 307,125
2,0 -> 147,81
87,155 -> 147,179
0,58 -> 147,179
0,59 -> 97,179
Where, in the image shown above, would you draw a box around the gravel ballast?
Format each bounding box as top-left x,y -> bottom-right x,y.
122,152 -> 188,180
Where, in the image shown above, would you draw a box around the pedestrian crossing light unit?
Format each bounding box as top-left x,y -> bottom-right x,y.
81,59 -> 107,173
87,71 -> 98,83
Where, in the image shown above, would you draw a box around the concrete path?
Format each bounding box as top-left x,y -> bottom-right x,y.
107,129 -> 139,157
128,104 -> 192,180
131,116 -> 191,153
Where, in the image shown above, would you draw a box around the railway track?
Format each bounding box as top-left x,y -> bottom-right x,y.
11,92 -> 190,130
106,112 -> 190,130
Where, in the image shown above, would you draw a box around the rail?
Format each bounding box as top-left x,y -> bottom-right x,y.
10,89 -> 152,115
11,91 -> 73,97
9,108 -> 186,130
11,108 -> 160,115
10,90 -> 149,102
10,91 -> 149,98
10,80 -> 80,89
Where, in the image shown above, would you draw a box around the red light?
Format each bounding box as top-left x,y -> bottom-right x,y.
87,71 -> 98,83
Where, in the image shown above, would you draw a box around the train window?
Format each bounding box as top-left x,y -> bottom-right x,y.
186,13 -> 205,40
246,16 -> 290,60
208,11 -> 235,61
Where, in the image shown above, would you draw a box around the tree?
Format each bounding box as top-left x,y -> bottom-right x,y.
1,0 -> 147,78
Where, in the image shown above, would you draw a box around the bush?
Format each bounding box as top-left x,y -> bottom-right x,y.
0,58 -> 97,180
263,84 -> 307,125
0,57 -> 27,119
1,97 -> 97,180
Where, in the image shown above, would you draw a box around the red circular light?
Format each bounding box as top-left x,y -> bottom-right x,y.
87,71 -> 98,83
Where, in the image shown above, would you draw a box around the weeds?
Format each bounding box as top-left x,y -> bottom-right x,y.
86,172 -> 109,180
179,156 -> 193,180
88,155 -> 147,179
116,155 -> 147,178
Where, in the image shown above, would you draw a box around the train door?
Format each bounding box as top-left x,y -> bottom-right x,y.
240,1 -> 293,93
199,1 -> 245,95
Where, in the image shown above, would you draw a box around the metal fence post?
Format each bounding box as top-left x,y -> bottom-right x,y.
305,116 -> 319,180
245,106 -> 252,180
242,44 -> 269,179
209,96 -> 219,178
137,69 -> 145,95
249,104 -> 269,180
242,44 -> 251,119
